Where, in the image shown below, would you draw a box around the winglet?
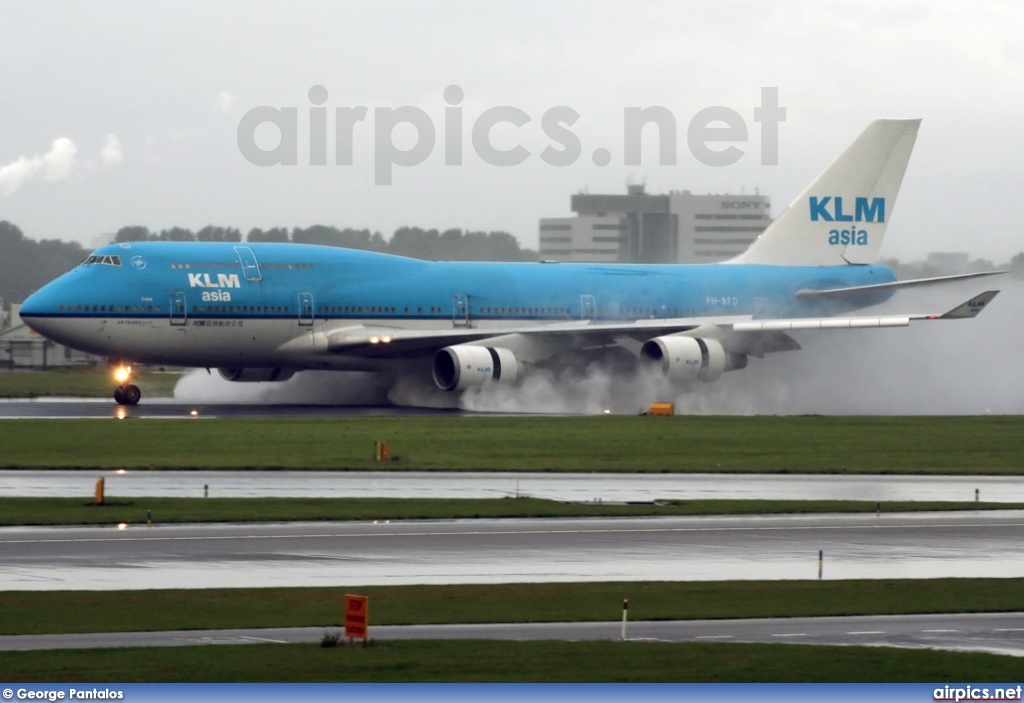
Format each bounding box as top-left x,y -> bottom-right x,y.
938,291 -> 1000,319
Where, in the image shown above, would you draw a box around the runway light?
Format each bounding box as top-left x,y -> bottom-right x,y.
603,409 -> 611,414
117,523 -> 128,531
115,469 -> 127,475
190,410 -> 199,417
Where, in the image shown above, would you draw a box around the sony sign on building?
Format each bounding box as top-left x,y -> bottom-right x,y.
539,185 -> 771,264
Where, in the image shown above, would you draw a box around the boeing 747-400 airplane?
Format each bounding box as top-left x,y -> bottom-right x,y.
19,119 -> 1001,406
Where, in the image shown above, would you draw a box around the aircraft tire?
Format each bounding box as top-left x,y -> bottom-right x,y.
121,384 -> 142,406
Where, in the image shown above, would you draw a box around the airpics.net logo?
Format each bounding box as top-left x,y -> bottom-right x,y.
236,85 -> 787,185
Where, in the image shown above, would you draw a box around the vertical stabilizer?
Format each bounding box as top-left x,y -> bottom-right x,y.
731,118 -> 920,266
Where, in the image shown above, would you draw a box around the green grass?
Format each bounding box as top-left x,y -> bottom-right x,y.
0,369 -> 179,398
5,579 -> 1024,682
0,496 -> 1018,526
4,579 -> 1023,636
3,640 -> 1021,682
3,415 -> 1024,472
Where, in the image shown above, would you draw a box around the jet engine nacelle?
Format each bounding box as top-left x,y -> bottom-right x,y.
640,336 -> 746,383
218,367 -> 296,383
433,345 -> 520,391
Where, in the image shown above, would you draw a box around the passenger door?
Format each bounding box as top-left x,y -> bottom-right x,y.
298,292 -> 314,326
169,292 -> 187,326
452,293 -> 469,327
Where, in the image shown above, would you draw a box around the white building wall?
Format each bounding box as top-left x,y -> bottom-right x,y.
540,189 -> 772,264
539,215 -> 624,262
670,192 -> 772,263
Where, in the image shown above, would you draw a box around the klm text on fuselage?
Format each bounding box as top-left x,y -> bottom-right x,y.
188,273 -> 241,302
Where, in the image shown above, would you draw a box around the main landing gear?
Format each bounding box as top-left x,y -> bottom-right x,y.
112,364 -> 142,406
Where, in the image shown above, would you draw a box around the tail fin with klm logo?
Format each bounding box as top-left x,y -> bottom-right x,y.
730,118 -> 920,267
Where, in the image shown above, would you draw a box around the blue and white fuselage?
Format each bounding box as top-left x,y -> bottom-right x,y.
21,240 -> 897,368
18,119 -> 1001,404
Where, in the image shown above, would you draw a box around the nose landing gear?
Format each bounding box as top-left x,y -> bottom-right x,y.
112,364 -> 142,406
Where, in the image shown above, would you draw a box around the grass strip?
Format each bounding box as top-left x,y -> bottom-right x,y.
0,370 -> 178,398
3,415 -> 1024,472
0,496 -> 1020,526
4,579 -> 1024,636
2,640 -> 1023,682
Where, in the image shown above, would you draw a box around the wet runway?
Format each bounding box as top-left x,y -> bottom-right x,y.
5,398 -> 1024,599
4,612 -> 1024,657
5,397 -> 1019,502
2,468 -> 1020,503
3,512 -> 1023,591
0,398 -> 454,419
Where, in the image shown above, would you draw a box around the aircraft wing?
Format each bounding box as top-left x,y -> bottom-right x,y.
325,318 -> 717,357
795,271 -> 1006,300
322,291 -> 998,361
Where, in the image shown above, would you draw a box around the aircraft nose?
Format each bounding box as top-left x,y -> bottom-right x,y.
19,289 -> 45,318
18,284 -> 61,336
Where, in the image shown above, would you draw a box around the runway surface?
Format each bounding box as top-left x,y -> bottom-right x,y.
2,469 -> 1019,503
6,397 -> 1019,502
3,512 -> 1024,591
0,398 -> 453,419
3,612 -> 1023,656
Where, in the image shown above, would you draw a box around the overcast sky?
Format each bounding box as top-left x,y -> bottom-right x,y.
2,0 -> 1022,262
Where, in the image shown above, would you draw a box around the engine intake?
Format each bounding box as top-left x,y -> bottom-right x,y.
640,336 -> 746,383
433,345 -> 520,391
218,367 -> 296,383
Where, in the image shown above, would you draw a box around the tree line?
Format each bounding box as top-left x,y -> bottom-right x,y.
0,221 -> 538,307
112,223 -> 536,262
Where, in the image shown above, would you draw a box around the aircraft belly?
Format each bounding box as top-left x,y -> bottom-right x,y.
90,317 -> 285,367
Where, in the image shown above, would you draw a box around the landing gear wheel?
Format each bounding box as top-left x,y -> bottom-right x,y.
122,384 -> 141,405
114,384 -> 141,406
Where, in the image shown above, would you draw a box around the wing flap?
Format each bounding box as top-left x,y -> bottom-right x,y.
734,316 -> 911,332
795,271 -> 1006,300
731,290 -> 998,333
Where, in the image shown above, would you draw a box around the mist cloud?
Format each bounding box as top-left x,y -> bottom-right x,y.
174,368 -> 390,405
171,280 -> 1022,415
99,134 -> 123,165
462,281 -> 1024,415
214,90 -> 238,112
0,137 -> 78,195
0,134 -> 126,195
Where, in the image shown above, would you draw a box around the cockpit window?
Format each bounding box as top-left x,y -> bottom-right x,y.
82,255 -> 123,266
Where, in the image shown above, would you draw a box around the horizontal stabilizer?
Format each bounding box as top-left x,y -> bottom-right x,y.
795,271 -> 1007,299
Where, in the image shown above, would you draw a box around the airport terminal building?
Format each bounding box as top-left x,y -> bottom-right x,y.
539,185 -> 772,264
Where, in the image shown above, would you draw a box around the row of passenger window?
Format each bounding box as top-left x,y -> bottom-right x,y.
191,305 -> 291,314
318,305 -> 416,315
57,302 -> 697,319
168,262 -> 315,270
170,262 -> 237,269
59,304 -> 161,313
